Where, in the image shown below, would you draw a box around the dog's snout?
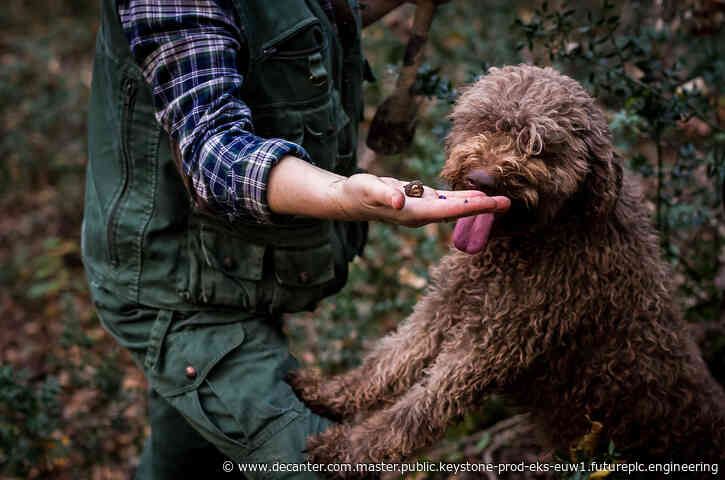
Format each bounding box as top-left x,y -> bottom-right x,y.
465,169 -> 497,193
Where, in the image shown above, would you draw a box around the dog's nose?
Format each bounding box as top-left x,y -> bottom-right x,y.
465,169 -> 496,193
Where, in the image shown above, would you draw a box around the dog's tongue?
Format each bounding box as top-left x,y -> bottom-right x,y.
453,213 -> 494,254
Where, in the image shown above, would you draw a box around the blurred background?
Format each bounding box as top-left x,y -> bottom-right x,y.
0,0 -> 723,478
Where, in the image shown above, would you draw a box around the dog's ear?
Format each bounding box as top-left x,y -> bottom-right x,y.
580,145 -> 623,218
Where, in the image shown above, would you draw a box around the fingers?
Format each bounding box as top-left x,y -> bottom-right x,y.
434,189 -> 487,199
368,176 -> 510,225
397,194 -> 510,226
487,195 -> 511,213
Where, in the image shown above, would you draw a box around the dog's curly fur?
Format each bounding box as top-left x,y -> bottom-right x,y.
290,65 -> 725,476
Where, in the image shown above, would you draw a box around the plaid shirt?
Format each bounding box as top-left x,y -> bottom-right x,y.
118,0 -> 335,223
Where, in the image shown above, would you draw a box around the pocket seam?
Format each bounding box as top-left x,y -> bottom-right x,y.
143,309 -> 173,372
188,386 -> 248,450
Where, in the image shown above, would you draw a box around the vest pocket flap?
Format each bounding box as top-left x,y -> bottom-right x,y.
255,110 -> 304,145
150,322 -> 245,397
199,226 -> 265,281
273,244 -> 335,287
302,96 -> 349,138
264,22 -> 326,59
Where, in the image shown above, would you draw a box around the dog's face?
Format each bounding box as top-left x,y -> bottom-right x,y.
441,65 -> 621,249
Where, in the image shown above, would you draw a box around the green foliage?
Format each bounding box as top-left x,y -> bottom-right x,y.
511,0 -> 724,324
414,64 -> 459,105
0,1 -> 96,195
0,365 -> 65,477
554,439 -> 627,480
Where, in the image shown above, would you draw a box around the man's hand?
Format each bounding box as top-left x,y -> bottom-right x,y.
328,173 -> 508,227
267,156 -> 509,227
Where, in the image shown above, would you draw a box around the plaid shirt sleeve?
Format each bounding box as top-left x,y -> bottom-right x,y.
118,0 -> 311,224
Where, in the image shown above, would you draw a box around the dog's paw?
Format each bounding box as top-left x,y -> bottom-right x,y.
307,426 -> 374,479
307,425 -> 350,465
287,368 -> 320,400
287,369 -> 344,421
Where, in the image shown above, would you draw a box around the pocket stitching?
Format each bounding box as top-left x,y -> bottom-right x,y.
188,386 -> 247,450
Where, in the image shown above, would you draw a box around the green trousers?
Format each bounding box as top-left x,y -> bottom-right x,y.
89,281 -> 332,479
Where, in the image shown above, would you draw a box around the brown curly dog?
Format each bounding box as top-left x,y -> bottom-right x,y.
290,64 -> 725,476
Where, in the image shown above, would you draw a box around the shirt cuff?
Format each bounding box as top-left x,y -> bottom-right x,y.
228,138 -> 311,225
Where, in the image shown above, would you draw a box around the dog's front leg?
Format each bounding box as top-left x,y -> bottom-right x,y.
306,348 -> 486,468
290,293 -> 449,419
307,314 -> 553,470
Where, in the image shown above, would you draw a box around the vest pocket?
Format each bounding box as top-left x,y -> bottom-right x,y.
255,95 -> 349,172
271,243 -> 337,312
254,110 -> 304,145
184,223 -> 265,309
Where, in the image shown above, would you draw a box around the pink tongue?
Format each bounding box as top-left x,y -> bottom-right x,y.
452,214 -> 494,254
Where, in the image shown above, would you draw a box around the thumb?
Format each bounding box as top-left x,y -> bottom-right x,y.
390,189 -> 405,210
366,177 -> 405,210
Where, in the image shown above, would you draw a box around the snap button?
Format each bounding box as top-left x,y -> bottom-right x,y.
298,271 -> 310,284
307,52 -> 327,87
223,256 -> 235,270
185,365 -> 197,379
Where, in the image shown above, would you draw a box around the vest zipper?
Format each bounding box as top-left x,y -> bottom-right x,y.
265,44 -> 323,59
260,18 -> 322,61
107,76 -> 138,267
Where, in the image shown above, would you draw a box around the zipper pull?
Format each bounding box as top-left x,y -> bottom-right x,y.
122,76 -> 135,92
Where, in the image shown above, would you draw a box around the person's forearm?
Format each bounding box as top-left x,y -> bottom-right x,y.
360,0 -> 406,27
267,156 -> 352,220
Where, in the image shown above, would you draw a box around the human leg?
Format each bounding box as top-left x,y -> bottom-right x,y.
135,389 -> 229,479
90,283 -> 334,479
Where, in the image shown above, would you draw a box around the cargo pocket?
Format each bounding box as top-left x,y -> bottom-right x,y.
183,223 -> 265,309
146,311 -> 305,455
145,315 -> 248,453
271,243 -> 337,313
300,100 -> 339,170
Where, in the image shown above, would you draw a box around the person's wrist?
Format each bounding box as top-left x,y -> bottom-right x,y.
326,176 -> 356,221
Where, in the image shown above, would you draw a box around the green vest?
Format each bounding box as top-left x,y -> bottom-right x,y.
82,0 -> 367,314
